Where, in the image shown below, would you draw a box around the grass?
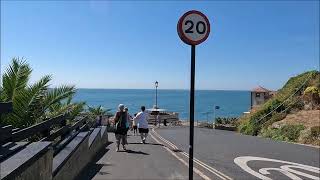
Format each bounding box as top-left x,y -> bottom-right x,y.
260,124 -> 305,142
238,70 -> 319,136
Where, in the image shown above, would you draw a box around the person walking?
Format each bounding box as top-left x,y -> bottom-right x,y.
132,113 -> 138,136
124,107 -> 132,144
113,104 -> 128,152
133,106 -> 149,144
156,113 -> 161,128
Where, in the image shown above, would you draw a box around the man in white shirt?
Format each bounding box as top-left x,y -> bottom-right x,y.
133,106 -> 149,144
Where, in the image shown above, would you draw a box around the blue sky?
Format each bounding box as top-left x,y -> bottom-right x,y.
1,1 -> 319,90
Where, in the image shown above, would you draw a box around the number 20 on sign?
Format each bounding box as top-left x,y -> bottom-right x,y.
177,10 -> 210,180
177,10 -> 210,45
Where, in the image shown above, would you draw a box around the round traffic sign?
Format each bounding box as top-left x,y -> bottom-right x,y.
177,10 -> 210,45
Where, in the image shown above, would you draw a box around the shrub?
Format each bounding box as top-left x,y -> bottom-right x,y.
303,86 -> 320,107
238,71 -> 319,136
260,124 -> 305,142
311,126 -> 320,139
214,117 -> 238,126
261,112 -> 286,128
298,126 -> 320,146
280,125 -> 305,141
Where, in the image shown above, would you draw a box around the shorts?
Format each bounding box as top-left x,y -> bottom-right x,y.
133,125 -> 137,130
138,128 -> 149,134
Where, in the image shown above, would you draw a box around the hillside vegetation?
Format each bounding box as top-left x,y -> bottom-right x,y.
238,70 -> 320,145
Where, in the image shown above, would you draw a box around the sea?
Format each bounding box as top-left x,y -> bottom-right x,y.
73,89 -> 251,122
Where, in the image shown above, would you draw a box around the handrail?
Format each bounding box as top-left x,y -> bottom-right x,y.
10,114 -> 67,142
0,114 -> 68,144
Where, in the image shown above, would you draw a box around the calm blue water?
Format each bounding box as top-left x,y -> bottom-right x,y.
73,89 -> 250,121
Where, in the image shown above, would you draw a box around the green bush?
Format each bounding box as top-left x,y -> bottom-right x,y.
303,86 -> 320,106
238,70 -> 319,136
260,124 -> 305,142
262,113 -> 286,128
304,86 -> 320,95
281,125 -> 305,141
215,117 -> 238,125
311,126 -> 320,138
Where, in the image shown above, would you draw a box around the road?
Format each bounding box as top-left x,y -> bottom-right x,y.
79,126 -> 320,180
154,126 -> 320,180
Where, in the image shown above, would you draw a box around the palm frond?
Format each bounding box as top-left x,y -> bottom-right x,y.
2,58 -> 32,101
42,85 -> 76,111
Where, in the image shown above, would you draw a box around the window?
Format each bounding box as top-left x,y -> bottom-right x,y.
256,93 -> 260,97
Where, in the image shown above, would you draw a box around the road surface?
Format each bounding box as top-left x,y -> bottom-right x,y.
79,126 -> 320,180
154,126 -> 320,180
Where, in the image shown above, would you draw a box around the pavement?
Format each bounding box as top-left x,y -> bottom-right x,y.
79,126 -> 320,180
78,130 -> 203,180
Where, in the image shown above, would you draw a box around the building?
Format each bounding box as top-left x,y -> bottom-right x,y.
251,86 -> 273,109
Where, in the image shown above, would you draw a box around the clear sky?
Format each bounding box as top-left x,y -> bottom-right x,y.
1,1 -> 319,90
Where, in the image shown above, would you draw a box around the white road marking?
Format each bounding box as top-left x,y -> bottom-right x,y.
150,133 -> 212,180
151,129 -> 233,180
234,156 -> 320,180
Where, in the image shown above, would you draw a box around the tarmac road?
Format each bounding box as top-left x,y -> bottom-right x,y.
154,126 -> 320,180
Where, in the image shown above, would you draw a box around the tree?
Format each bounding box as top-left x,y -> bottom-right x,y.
87,105 -> 113,117
0,58 -> 84,127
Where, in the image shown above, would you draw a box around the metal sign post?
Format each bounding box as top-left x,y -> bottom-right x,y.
189,44 -> 196,179
177,10 -> 210,180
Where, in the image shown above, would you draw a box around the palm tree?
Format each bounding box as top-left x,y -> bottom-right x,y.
0,58 -> 84,128
48,96 -> 86,120
87,105 -> 113,117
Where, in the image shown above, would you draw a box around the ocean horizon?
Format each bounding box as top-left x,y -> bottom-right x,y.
73,89 -> 251,121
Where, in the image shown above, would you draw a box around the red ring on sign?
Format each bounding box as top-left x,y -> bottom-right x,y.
177,10 -> 211,45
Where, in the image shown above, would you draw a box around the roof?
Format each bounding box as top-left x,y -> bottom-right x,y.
252,86 -> 271,93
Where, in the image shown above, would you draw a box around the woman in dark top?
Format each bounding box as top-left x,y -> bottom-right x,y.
113,104 -> 128,152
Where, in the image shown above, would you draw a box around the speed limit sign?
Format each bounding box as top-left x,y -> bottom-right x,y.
177,10 -> 210,45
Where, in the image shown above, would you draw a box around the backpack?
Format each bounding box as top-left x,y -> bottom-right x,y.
115,112 -> 127,133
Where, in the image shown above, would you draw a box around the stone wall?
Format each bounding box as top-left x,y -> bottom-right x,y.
53,132 -> 90,180
1,126 -> 109,180
15,148 -> 53,180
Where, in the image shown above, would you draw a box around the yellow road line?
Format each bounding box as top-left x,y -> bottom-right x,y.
151,129 -> 233,180
150,133 -> 211,180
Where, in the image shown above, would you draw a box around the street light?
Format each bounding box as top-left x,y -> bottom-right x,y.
155,81 -> 158,109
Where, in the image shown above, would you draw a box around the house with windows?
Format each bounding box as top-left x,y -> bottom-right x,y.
250,86 -> 274,109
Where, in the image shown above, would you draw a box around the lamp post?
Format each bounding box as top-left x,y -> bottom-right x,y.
155,81 -> 158,109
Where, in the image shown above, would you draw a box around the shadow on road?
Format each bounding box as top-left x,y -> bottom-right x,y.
172,149 -> 183,152
128,142 -> 163,146
125,149 -> 150,155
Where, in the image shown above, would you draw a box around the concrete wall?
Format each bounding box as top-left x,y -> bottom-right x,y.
15,149 -> 53,180
53,127 -> 109,180
1,126 -> 109,180
53,133 -> 90,180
